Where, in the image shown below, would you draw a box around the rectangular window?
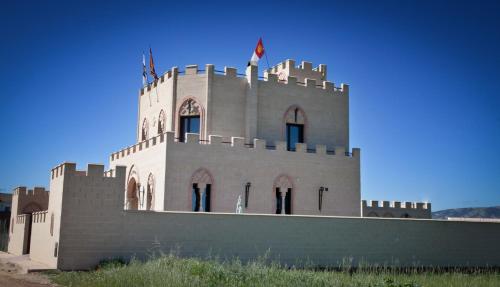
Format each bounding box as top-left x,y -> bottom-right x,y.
286,124 -> 304,151
180,116 -> 200,142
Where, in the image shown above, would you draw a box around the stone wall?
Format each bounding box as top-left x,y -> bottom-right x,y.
57,209 -> 500,270
109,131 -> 361,217
163,132 -> 360,216
7,214 -> 29,255
29,211 -> 52,264
137,61 -> 349,149
7,186 -> 50,255
19,163 -> 500,270
110,134 -> 167,211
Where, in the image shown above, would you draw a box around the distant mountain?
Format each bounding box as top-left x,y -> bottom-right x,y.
432,206 -> 500,219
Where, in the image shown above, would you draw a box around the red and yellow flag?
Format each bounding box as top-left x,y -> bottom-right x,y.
249,38 -> 265,66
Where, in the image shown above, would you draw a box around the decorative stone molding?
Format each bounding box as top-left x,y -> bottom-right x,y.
191,168 -> 214,185
141,118 -> 149,141
273,174 -> 294,190
179,99 -> 201,116
158,110 -> 166,134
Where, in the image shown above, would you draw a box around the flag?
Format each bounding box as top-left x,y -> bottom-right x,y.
149,47 -> 159,81
248,38 -> 265,66
142,53 -> 148,86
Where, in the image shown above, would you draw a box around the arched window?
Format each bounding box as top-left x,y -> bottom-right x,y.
126,176 -> 139,210
22,202 -> 43,214
190,168 -> 214,212
283,106 -> 307,151
273,174 -> 293,214
178,98 -> 202,142
158,110 -> 166,135
141,118 -> 149,141
147,173 -> 155,210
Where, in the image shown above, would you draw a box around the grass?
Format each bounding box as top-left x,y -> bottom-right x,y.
51,253 -> 500,287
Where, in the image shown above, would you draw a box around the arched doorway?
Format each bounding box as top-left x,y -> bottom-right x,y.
127,177 -> 139,210
21,202 -> 43,214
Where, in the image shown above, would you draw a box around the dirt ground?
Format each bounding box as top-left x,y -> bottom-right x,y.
0,261 -> 58,287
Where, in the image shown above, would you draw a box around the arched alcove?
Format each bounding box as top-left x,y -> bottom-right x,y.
190,168 -> 214,212
273,174 -> 294,214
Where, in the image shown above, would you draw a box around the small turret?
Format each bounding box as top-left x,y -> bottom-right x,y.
266,59 -> 327,83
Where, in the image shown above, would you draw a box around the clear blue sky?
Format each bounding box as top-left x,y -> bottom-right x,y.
1,0 -> 499,211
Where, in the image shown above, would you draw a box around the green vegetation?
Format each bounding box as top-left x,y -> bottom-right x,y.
51,254 -> 499,287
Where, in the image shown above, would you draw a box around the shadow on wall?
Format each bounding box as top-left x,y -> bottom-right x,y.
0,217 -> 9,251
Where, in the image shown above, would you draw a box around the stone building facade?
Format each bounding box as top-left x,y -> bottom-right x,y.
5,59 -> 449,270
110,60 -> 361,216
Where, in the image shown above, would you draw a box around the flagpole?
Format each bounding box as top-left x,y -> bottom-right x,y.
263,36 -> 271,70
143,51 -> 149,86
147,49 -> 152,107
265,52 -> 271,71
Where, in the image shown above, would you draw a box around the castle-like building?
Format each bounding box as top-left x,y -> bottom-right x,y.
112,60 -> 360,216
6,59 -> 445,270
109,60 -> 430,218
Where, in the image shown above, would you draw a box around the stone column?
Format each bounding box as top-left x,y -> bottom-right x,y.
281,193 -> 286,214
198,183 -> 206,212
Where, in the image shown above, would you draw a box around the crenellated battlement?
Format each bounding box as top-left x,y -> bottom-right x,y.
362,200 -> 432,219
110,131 -> 359,162
16,214 -> 27,224
139,62 -> 347,96
362,200 -> 431,210
110,132 -> 166,162
263,72 -> 348,93
11,186 -> 50,216
51,162 -> 126,180
268,59 -> 326,75
176,132 -> 358,158
32,210 -> 48,223
13,186 -> 49,197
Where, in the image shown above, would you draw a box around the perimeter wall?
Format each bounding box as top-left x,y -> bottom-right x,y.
23,163 -> 500,270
